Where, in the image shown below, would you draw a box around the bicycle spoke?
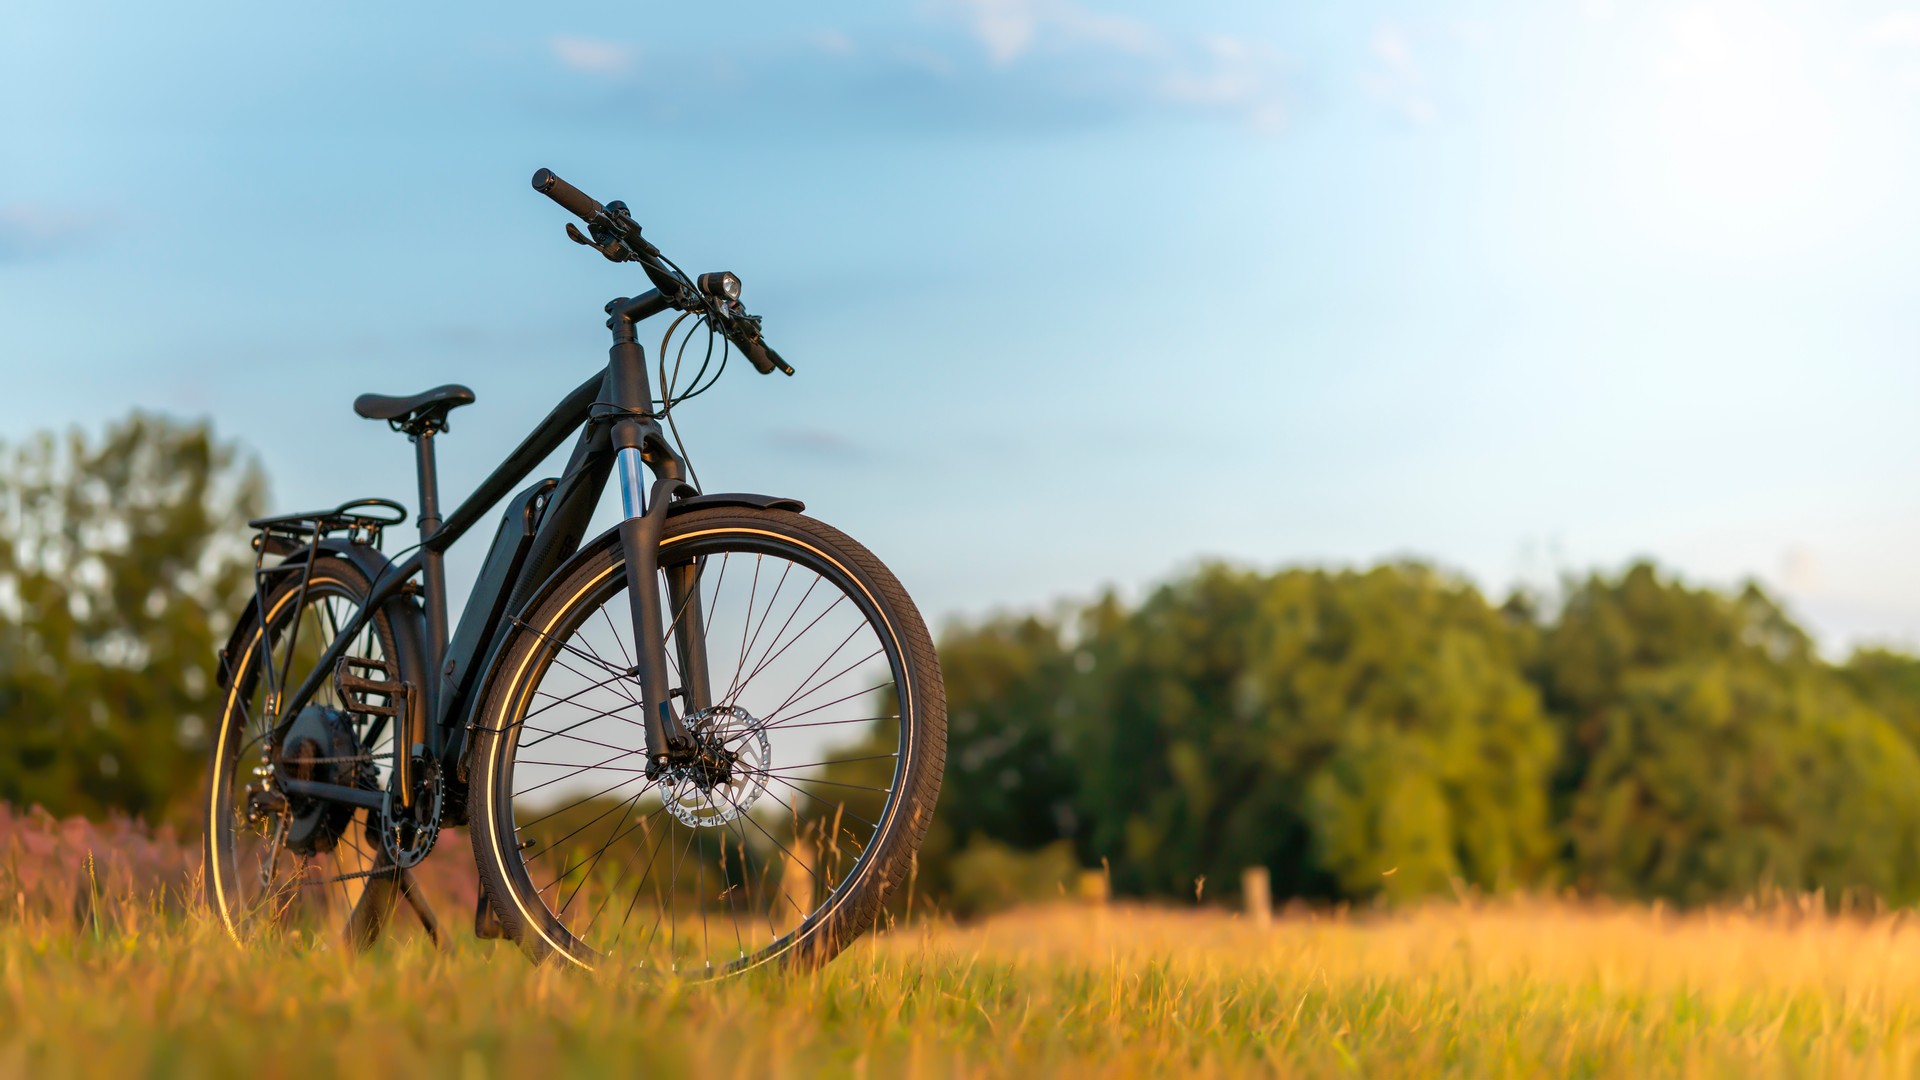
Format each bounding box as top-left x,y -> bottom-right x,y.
727,556 -> 764,703
517,771 -> 654,838
538,784 -> 663,894
764,681 -> 896,728
766,640 -> 882,724
729,561 -> 795,698
761,774 -> 882,833
757,713 -> 899,734
581,802 -> 674,941
724,588 -> 839,710
557,791 -> 647,916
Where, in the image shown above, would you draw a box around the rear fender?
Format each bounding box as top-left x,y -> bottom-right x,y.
216,538 -> 429,698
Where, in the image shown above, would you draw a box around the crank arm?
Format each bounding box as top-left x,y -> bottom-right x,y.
277,776 -> 385,813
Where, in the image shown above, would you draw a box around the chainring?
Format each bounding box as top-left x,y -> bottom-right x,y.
381,755 -> 443,869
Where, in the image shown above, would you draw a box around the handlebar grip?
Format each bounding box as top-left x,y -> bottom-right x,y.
531,168 -> 604,223
738,337 -> 795,377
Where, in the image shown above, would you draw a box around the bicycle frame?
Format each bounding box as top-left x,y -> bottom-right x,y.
260,287 -> 750,815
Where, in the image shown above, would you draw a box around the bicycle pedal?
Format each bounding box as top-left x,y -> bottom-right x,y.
333,655 -> 408,718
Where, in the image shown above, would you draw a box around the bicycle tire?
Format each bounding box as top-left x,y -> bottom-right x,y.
467,506 -> 946,978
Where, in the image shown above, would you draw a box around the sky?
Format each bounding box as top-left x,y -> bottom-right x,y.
6,0 -> 1920,650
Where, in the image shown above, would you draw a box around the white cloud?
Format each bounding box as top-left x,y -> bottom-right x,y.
1581,0 -> 1619,23
1859,12 -> 1920,94
931,0 -> 1287,130
549,35 -> 635,75
1364,22 -> 1436,124
810,30 -> 857,57
949,0 -> 1039,63
1159,35 -> 1287,130
1781,546 -> 1821,596
1374,22 -> 1413,72
0,204 -> 95,261
940,0 -> 1159,64
1866,12 -> 1920,49
1052,4 -> 1159,56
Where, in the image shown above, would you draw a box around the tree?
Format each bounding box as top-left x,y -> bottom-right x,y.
1536,564 -> 1920,903
934,613 -> 1080,851
0,413 -> 264,821
1839,648 -> 1920,749
1071,562 -> 1559,902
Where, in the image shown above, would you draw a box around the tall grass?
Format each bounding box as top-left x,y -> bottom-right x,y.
9,807 -> 1920,1077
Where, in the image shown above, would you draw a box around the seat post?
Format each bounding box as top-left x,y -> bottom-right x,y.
413,429 -> 450,684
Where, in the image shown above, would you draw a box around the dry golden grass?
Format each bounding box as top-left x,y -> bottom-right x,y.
9,892 -> 1920,1077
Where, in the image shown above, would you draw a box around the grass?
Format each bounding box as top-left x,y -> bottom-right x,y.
9,891 -> 1920,1078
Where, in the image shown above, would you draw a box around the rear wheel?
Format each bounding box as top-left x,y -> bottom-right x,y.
203,556 -> 427,949
468,508 -> 945,978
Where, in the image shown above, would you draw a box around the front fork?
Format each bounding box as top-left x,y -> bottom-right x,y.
609,398 -> 715,771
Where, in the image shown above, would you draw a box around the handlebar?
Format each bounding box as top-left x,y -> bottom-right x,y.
532,167 -> 793,377
531,167 -> 604,223
734,334 -> 794,377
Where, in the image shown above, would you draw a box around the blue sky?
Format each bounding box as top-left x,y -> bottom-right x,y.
6,0 -> 1920,648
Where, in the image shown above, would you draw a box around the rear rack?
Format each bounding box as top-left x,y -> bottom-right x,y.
231,496 -> 412,710
250,498 -> 409,555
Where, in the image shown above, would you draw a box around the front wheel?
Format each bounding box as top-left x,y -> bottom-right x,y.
467,507 -> 946,979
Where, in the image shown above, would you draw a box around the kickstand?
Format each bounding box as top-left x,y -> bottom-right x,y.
397,866 -> 444,948
474,884 -> 506,940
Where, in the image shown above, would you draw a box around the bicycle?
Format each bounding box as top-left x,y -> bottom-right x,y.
203,168 -> 947,978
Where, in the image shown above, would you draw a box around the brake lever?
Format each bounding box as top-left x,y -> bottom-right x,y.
563,199 -> 664,265
564,222 -> 632,263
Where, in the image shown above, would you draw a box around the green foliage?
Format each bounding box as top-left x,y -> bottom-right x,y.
1070,563 -> 1557,902
1839,647 -> 1920,748
13,412 -> 1920,915
1538,565 -> 1920,903
937,614 -> 1080,851
931,559 -> 1920,910
944,837 -> 1077,916
0,413 -> 263,822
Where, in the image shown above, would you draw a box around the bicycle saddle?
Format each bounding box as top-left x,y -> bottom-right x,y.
353,384 -> 476,433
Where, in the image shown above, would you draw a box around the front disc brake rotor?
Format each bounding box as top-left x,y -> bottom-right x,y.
663,705 -> 770,828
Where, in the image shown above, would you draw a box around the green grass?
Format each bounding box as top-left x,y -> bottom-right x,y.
9,898 -> 1920,1077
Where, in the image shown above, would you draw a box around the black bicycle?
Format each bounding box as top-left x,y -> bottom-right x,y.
203,169 -> 946,978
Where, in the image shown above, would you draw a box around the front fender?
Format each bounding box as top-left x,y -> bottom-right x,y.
668,492 -> 804,516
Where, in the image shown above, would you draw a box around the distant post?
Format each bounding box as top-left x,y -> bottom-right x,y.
1242,866 -> 1271,928
1076,868 -> 1109,906
781,838 -> 815,932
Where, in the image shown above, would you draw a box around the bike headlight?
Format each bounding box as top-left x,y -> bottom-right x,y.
697,271 -> 742,301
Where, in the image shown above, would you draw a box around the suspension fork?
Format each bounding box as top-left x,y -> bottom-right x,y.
665,560 -> 716,715
616,472 -> 692,768
605,315 -> 710,770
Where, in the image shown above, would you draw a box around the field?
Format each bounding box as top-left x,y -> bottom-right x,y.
8,807 -> 1920,1078
12,844 -> 1920,1080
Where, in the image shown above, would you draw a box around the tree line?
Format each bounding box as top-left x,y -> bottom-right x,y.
925,560 -> 1920,909
8,414 -> 1920,909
